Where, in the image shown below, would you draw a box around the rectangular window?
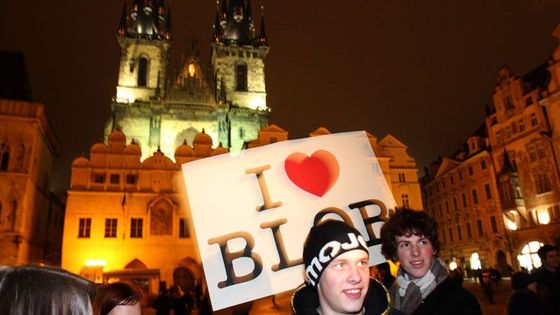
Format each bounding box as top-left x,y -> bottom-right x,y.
457,225 -> 463,241
458,171 -> 463,181
78,218 -> 91,238
466,222 -> 472,239
104,218 -> 117,238
445,200 -> 450,214
441,228 -> 447,243
468,166 -> 474,176
448,227 -> 454,242
92,173 -> 105,183
398,173 -> 405,183
126,174 -> 138,184
535,174 -> 552,194
461,192 -> 467,208
490,216 -> 498,233
530,113 -> 538,127
130,218 -> 143,238
450,175 -> 454,184
518,120 -> 525,132
453,197 -> 458,211
477,219 -> 484,236
110,174 -> 120,184
484,183 -> 492,200
472,189 -> 479,204
179,218 -> 190,238
442,179 -> 446,189
481,160 -> 487,170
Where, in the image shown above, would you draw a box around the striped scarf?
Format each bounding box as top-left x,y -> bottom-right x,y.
391,258 -> 448,314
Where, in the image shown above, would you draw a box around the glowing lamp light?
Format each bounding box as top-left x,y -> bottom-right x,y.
188,63 -> 196,77
506,219 -> 518,231
537,211 -> 550,225
85,259 -> 107,267
449,261 -> 458,271
249,96 -> 265,110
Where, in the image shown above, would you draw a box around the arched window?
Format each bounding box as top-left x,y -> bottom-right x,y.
236,63 -> 247,91
0,144 -> 9,171
137,57 -> 149,87
517,241 -> 544,272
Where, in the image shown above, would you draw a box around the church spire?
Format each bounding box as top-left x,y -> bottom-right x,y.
117,2 -> 128,37
255,6 -> 268,47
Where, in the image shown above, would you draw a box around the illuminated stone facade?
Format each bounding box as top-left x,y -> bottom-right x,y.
106,0 -> 270,161
0,99 -> 63,265
423,25 -> 560,274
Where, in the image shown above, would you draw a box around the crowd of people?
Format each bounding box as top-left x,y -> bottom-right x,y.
0,207 -> 558,315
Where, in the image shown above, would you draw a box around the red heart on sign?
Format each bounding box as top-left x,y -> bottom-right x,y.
284,150 -> 340,197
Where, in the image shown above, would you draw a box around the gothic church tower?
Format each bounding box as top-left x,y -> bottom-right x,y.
106,0 -> 270,160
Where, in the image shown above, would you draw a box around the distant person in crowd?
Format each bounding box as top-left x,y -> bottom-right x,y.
531,244 -> 560,315
376,262 -> 396,289
448,268 -> 464,287
380,208 -> 482,315
152,282 -> 172,315
506,272 -> 544,315
0,265 -> 96,315
93,282 -> 141,315
478,269 -> 495,304
291,219 -> 396,315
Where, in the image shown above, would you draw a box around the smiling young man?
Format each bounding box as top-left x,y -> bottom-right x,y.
291,219 -> 393,315
380,208 -> 481,315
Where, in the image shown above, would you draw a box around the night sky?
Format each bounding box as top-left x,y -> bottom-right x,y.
1,1 -> 560,194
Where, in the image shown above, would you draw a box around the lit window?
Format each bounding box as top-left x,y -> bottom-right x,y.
517,241 -> 544,272
78,218 -> 91,238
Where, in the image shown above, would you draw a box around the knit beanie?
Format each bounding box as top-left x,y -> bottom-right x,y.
303,220 -> 369,287
511,272 -> 535,291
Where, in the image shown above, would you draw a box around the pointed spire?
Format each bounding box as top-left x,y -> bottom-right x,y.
164,7 -> 172,40
256,6 -> 268,46
220,0 -> 228,27
213,9 -> 223,42
117,2 -> 128,37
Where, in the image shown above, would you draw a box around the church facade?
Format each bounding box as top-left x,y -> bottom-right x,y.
62,0 -> 423,297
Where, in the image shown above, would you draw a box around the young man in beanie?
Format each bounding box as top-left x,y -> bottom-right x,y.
291,219 -> 394,315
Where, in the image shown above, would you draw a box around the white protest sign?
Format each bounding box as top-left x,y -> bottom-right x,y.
181,131 -> 396,311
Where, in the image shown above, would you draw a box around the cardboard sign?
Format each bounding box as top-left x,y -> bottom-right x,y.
181,131 -> 396,311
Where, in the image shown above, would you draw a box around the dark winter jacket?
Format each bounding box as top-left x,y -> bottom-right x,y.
389,277 -> 481,315
291,277 -> 402,315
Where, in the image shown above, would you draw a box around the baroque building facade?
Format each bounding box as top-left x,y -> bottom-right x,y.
0,51 -> 64,266
422,25 -> 560,274
62,0 -> 423,297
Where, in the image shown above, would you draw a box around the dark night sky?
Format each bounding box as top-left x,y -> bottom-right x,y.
1,1 -> 560,194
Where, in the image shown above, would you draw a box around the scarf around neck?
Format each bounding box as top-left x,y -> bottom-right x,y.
392,258 -> 448,314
